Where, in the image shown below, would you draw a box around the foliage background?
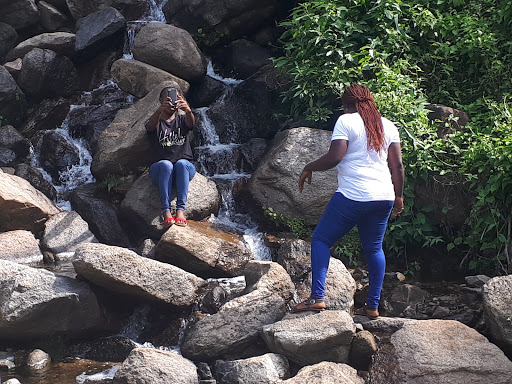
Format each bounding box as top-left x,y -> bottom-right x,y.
273,0 -> 512,276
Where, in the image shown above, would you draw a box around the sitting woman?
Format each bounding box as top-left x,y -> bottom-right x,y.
145,87 -> 196,227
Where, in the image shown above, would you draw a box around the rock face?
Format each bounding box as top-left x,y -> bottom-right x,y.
262,311 -> 356,366
369,319 -> 512,384
132,23 -> 207,81
0,171 -> 60,233
111,58 -> 190,99
0,0 -> 40,30
215,353 -> 289,384
0,67 -> 26,128
73,243 -> 206,306
281,362 -> 364,384
5,32 -> 76,62
119,172 -> 219,239
113,348 -> 199,384
483,275 -> 512,356
0,260 -> 103,341
156,221 -> 252,278
0,230 -> 42,265
41,210 -> 98,255
248,127 -> 337,225
181,261 -> 295,360
38,1 -> 71,32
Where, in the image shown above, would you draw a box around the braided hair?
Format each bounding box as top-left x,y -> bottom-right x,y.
341,84 -> 384,152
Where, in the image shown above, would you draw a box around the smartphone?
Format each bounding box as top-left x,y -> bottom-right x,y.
167,88 -> 178,106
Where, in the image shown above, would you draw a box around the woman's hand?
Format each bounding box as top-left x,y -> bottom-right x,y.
391,196 -> 404,217
299,169 -> 312,192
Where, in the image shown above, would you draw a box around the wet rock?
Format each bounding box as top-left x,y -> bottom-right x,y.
200,284 -> 228,314
113,347 -> 198,384
0,351 -> 15,370
0,260 -> 103,341
18,48 -> 78,98
385,284 -> 431,316
38,130 -> 80,184
71,184 -> 131,248
0,230 -> 42,265
156,220 -> 252,278
0,66 -> 26,128
20,97 -> 70,138
181,261 -> 294,360
0,171 -> 60,233
70,336 -> 137,362
370,319 -> 512,384
37,1 -> 71,32
350,330 -> 378,370
14,163 -> 59,201
0,125 -> 31,160
119,172 -> 219,239
111,58 -> 190,99
240,138 -> 268,172
483,275 -> 512,357
73,243 -> 206,306
188,75 -> 228,108
262,311 -> 356,366
0,22 -> 18,62
5,32 -> 76,62
0,148 -> 16,167
465,274 -> 491,288
281,362 -> 364,384
74,7 -> 126,63
132,23 -> 207,81
214,39 -> 271,79
0,0 -> 40,30
215,353 -> 289,384
247,127 -> 337,225
41,210 -> 98,255
27,349 -> 51,371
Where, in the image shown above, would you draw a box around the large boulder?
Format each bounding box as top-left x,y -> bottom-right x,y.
74,7 -> 126,62
214,39 -> 271,79
248,127 -> 337,225
0,260 -> 103,341
0,22 -> 18,62
111,58 -> 190,99
0,171 -> 60,233
14,163 -> 59,201
181,261 -> 295,360
483,275 -> 512,357
0,230 -> 42,265
132,23 -> 207,81
215,353 -> 289,384
0,125 -> 31,161
41,210 -> 98,255
0,0 -> 40,30
369,319 -> 512,384
17,48 -> 79,98
38,130 -> 80,184
156,220 -> 252,278
5,32 -> 76,62
112,348 -> 198,384
281,362 -> 364,384
73,243 -> 206,307
37,1 -> 71,32
0,67 -> 26,128
262,311 -> 356,366
20,97 -> 70,138
119,172 -> 219,239
65,0 -> 148,21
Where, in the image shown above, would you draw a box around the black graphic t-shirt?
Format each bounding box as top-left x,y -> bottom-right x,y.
150,114 -> 194,163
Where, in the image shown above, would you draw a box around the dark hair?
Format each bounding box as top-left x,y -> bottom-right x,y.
341,84 -> 384,152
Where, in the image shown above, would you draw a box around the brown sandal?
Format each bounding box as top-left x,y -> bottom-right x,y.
292,298 -> 326,313
354,306 -> 379,320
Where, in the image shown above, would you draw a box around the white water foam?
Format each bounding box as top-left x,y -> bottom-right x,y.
76,365 -> 120,383
207,60 -> 243,85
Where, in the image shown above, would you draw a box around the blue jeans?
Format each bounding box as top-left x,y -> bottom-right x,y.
149,159 -> 196,212
311,192 -> 393,309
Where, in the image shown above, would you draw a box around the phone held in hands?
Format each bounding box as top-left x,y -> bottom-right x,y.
167,88 -> 178,106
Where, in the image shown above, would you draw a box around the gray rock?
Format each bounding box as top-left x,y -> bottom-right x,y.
215,39 -> 271,78
38,130 -> 80,184
14,163 -> 58,201
0,66 -> 26,128
132,23 -> 207,81
20,97 -> 70,138
188,75 -> 228,108
113,347 -> 198,384
111,58 -> 190,99
181,261 -> 294,360
262,310 -> 356,366
136,238 -> 156,259
0,351 -> 15,371
5,32 -> 75,62
385,283 -> 431,316
38,1 -> 70,32
3,58 -> 23,78
215,353 -> 289,384
0,22 -> 18,62
73,243 -> 206,306
281,362 -> 364,384
65,0 -> 147,21
0,230 -> 42,265
0,147 -> 16,167
248,127 -> 337,225
465,274 -> 491,288
41,210 -> 98,255
483,275 -> 512,356
0,172 -> 60,233
369,319 -> 512,384
0,125 -> 31,159
350,330 -> 378,370
0,0 -> 40,30
354,315 -> 415,334
156,220 -> 252,278
27,349 -> 51,371
0,260 -> 103,341
119,172 -> 219,239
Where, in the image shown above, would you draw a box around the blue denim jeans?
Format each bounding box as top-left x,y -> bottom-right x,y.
311,192 -> 393,309
149,159 -> 196,212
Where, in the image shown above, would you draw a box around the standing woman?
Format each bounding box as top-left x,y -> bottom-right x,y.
145,87 -> 196,227
294,84 -> 405,319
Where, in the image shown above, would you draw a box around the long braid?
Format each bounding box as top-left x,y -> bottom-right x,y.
341,84 -> 384,152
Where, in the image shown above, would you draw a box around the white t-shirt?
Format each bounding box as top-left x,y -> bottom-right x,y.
331,112 -> 400,202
